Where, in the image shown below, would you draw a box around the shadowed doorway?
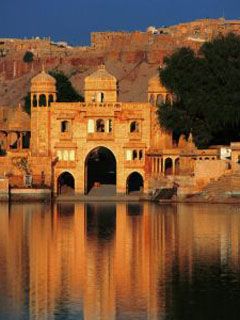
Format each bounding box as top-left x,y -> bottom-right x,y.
127,172 -> 144,194
85,147 -> 116,195
57,172 -> 75,194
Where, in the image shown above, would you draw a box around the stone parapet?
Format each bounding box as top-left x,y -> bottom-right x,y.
10,188 -> 51,201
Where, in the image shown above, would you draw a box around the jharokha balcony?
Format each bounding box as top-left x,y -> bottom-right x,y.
56,160 -> 76,169
124,159 -> 145,168
59,132 -> 73,141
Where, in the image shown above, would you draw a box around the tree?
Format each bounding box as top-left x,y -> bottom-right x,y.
23,70 -> 83,114
23,51 -> 34,63
49,70 -> 84,102
157,33 -> 240,148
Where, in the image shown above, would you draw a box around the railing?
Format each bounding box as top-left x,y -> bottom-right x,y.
124,159 -> 145,168
87,132 -> 114,141
128,132 -> 142,141
56,161 -> 76,169
59,132 -> 73,140
80,102 -> 122,109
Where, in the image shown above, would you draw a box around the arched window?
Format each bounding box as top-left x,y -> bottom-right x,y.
97,92 -> 105,103
96,119 -> 105,132
130,121 -> 139,133
139,150 -> 143,160
57,150 -> 62,160
133,150 -> 138,160
33,94 -> 37,107
63,150 -> 69,161
39,94 -> 47,107
105,119 -> 113,133
165,158 -> 173,175
48,94 -> 54,106
156,94 -> 164,106
87,119 -> 94,133
69,150 -> 75,161
175,158 -> 180,175
61,121 -> 70,133
149,94 -> 155,105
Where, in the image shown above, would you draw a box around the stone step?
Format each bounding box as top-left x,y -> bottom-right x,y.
88,184 -> 116,196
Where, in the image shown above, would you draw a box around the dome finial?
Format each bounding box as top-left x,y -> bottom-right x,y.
42,63 -> 45,72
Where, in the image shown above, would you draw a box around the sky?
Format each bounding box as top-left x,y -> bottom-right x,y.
0,0 -> 239,45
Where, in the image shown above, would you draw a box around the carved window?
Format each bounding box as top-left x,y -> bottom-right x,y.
69,150 -> 75,161
97,92 -> 105,103
96,119 -> 105,132
33,95 -> 37,107
87,119 -> 94,133
39,94 -> 47,107
57,150 -> 62,160
126,150 -> 132,161
130,121 -> 139,133
156,94 -> 164,106
149,94 -> 155,105
133,150 -> 138,160
63,150 -> 69,161
48,94 -> 54,106
61,121 -> 70,133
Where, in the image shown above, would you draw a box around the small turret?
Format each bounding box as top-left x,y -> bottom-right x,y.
30,69 -> 57,108
84,65 -> 117,103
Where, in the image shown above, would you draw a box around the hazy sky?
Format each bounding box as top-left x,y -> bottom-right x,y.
0,0 -> 239,45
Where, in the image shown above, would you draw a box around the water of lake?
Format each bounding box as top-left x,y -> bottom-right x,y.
0,202 -> 240,320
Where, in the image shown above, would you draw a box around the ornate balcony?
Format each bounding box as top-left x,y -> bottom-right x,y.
87,132 -> 114,141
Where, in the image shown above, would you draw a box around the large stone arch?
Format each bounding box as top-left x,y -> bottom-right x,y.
84,146 -> 117,195
57,171 -> 75,195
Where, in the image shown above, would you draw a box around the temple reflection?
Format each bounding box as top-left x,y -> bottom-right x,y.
0,202 -> 240,319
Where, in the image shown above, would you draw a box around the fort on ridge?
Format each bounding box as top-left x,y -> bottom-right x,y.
1,18 -> 240,200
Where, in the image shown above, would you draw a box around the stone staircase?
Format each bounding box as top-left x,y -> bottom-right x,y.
87,184 -> 116,196
190,171 -> 240,202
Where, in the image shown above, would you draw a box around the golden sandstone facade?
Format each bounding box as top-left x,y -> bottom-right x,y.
29,65 -> 172,195
0,63 -> 238,198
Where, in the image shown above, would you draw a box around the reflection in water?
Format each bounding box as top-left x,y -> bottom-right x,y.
0,203 -> 240,319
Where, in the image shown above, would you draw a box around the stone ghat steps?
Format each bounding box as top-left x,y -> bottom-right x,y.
87,184 -> 116,197
192,171 -> 240,201
56,184 -> 144,202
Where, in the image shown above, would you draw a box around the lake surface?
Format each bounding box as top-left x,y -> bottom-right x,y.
0,202 -> 240,320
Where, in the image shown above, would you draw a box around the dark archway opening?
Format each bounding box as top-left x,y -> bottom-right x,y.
57,172 -> 75,194
85,147 -> 116,195
127,172 -> 144,194
165,158 -> 173,175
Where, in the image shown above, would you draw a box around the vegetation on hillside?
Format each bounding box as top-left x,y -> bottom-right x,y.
49,71 -> 83,102
23,51 -> 34,63
157,33 -> 240,148
24,70 -> 83,114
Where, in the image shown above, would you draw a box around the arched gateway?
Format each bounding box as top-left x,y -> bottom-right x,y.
85,147 -> 116,195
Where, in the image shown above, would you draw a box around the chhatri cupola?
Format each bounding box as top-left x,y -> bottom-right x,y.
148,71 -> 170,106
30,69 -> 57,108
84,65 -> 117,103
